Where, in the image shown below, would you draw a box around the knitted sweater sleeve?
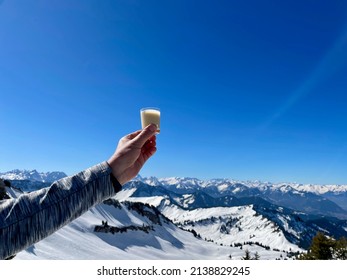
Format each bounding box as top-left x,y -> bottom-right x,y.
0,161 -> 121,260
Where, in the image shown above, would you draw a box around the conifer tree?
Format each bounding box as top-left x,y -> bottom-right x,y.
309,232 -> 334,260
298,232 -> 337,260
241,249 -> 251,260
334,237 -> 347,260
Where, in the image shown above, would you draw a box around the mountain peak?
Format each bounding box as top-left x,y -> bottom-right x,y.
0,169 -> 67,182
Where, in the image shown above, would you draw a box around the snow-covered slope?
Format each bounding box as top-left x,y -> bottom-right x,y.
163,204 -> 301,252
118,188 -> 303,252
121,183 -> 347,250
14,199 -> 287,260
4,171 -> 347,260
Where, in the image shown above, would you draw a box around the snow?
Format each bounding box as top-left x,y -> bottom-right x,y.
276,215 -> 299,239
284,183 -> 347,195
137,175 -> 347,195
3,168 -> 347,195
182,194 -> 195,208
115,188 -> 137,200
14,201 -> 288,260
2,185 -> 304,260
232,187 -> 241,193
0,169 -> 67,182
7,172 -> 341,260
217,183 -> 230,192
150,203 -> 301,253
126,196 -> 165,208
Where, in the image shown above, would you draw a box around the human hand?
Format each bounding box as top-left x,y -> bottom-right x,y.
107,124 -> 157,185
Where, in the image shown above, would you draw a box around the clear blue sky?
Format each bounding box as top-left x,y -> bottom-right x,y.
1,0 -> 347,185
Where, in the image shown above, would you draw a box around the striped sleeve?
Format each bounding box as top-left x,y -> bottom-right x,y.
0,161 -> 120,260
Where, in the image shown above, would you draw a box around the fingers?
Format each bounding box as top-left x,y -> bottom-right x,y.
143,135 -> 156,150
142,140 -> 157,162
124,130 -> 142,140
120,124 -> 157,152
133,124 -> 157,147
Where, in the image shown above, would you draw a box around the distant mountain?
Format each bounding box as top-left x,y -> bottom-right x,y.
139,177 -> 347,219
5,180 -> 51,193
0,169 -> 67,182
0,169 -> 67,192
322,191 -> 347,211
123,181 -> 347,250
141,176 -> 347,195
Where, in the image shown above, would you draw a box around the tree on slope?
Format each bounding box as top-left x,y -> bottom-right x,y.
333,237 -> 347,260
241,249 -> 252,260
309,232 -> 334,260
253,251 -> 260,260
298,232 -> 346,260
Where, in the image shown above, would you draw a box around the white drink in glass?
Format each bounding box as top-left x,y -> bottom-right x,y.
140,107 -> 160,133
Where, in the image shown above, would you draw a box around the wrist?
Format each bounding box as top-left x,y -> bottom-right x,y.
106,160 -> 124,191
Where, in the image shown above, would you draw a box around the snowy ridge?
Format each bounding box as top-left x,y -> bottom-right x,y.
15,199 -> 289,260
141,176 -> 347,194
121,181 -> 347,250
137,176 -> 347,217
167,205 -> 300,252
3,171 -> 347,259
0,169 -> 67,182
293,183 -> 347,194
2,168 -> 347,194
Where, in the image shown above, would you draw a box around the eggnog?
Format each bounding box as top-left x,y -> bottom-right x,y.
140,107 -> 160,133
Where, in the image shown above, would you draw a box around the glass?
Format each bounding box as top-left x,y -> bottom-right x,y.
140,107 -> 160,133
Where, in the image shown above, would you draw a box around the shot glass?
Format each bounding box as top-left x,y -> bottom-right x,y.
140,107 -> 160,133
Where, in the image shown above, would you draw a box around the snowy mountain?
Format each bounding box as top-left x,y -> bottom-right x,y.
4,172 -> 347,259
0,169 -> 67,182
15,198 -> 290,260
141,176 -> 347,193
0,169 -> 67,192
121,181 -> 347,250
139,177 -> 347,219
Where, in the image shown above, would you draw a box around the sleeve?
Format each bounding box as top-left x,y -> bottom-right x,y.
0,161 -> 122,260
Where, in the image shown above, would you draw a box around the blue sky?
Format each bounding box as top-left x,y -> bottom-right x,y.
1,0 -> 347,184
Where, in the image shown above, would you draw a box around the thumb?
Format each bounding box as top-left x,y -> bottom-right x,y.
133,123 -> 157,146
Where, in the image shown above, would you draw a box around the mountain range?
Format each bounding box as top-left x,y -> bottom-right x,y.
139,176 -> 347,215
0,169 -> 67,192
122,179 -> 347,249
0,169 -> 67,183
2,169 -> 347,259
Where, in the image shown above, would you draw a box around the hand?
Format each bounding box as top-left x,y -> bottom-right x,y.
107,124 -> 157,185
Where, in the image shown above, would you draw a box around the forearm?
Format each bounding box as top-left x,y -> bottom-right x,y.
0,161 -> 121,260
